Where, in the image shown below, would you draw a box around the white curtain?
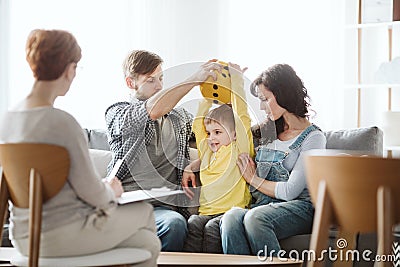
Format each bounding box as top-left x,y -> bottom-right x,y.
0,0 -> 10,116
2,0 -> 346,131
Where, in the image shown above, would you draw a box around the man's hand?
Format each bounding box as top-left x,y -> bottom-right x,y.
187,59 -> 223,86
182,167 -> 197,200
146,59 -> 223,120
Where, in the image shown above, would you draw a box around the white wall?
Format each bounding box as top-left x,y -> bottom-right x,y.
6,0 -> 131,129
216,0 -> 346,131
1,0 -> 347,131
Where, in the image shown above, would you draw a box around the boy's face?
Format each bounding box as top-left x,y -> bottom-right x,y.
205,121 -> 236,153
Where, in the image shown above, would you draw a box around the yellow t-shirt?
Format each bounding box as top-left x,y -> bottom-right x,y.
193,72 -> 254,215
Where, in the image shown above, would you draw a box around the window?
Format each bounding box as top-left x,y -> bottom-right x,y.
1,0 -> 345,130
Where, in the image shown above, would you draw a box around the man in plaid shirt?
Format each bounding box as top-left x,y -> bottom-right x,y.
105,50 -> 222,251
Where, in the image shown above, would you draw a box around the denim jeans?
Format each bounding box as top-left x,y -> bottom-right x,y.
220,200 -> 314,256
183,214 -> 223,253
154,206 -> 187,252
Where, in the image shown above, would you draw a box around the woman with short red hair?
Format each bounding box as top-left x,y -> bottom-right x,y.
0,29 -> 160,267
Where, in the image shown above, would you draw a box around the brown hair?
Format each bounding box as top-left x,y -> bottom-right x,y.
122,50 -> 163,79
250,64 -> 310,136
204,104 -> 235,133
25,29 -> 82,81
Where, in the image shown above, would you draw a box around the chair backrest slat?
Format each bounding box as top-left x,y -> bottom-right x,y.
0,172 -> 9,246
0,143 -> 69,208
305,155 -> 400,232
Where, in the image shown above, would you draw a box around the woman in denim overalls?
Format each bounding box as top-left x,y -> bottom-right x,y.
220,64 -> 326,256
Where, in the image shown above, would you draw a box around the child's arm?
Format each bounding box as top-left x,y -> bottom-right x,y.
184,158 -> 201,174
229,63 -> 254,157
192,99 -> 213,152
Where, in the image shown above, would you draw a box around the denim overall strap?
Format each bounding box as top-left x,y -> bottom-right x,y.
285,124 -> 322,202
288,124 -> 322,151
251,150 -> 289,207
251,124 -> 322,207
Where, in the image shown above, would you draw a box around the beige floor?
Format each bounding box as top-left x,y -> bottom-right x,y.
157,252 -> 303,267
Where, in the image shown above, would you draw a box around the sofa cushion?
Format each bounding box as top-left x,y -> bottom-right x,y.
86,126 -> 383,156
324,126 -> 383,156
85,128 -> 110,151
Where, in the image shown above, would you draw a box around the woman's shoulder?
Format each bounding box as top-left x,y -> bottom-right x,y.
44,108 -> 84,134
302,125 -> 327,148
51,108 -> 79,122
3,107 -> 78,125
307,128 -> 326,139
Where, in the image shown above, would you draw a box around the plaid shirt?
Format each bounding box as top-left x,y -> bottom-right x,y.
105,99 -> 193,219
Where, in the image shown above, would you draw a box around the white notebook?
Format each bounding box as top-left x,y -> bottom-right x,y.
118,188 -> 184,205
107,160 -> 184,204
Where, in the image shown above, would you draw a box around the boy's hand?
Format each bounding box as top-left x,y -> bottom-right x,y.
228,62 -> 248,75
228,62 -> 246,93
237,153 -> 257,184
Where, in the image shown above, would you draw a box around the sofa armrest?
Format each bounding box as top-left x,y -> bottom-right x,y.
89,149 -> 112,178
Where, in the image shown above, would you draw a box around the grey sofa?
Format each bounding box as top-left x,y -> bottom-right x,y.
81,126 -> 384,266
84,126 -> 384,155
1,126 -> 385,266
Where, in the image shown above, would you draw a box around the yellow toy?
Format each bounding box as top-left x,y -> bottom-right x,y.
200,61 -> 231,104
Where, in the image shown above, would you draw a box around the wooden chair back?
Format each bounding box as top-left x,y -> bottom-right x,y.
305,155 -> 400,232
0,143 -> 69,267
304,153 -> 400,267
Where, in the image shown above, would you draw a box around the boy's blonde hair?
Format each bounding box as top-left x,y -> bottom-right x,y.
204,104 -> 235,133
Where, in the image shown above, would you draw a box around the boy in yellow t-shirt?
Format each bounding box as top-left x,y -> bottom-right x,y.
182,62 -> 254,253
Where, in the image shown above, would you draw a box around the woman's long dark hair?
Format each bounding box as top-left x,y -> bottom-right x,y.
250,64 -> 311,138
